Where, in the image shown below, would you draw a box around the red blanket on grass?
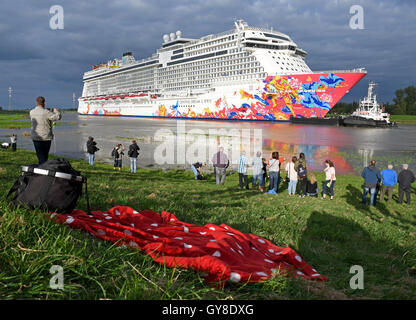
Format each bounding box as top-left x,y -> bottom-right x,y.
50,206 -> 327,286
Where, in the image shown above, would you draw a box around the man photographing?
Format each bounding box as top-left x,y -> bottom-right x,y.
30,96 -> 61,164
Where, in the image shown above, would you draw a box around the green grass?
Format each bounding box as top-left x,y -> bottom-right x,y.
391,115 -> 416,124
1,149 -> 416,300
0,112 -> 30,129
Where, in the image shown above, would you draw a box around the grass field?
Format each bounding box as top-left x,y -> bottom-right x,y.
0,111 -> 30,129
390,115 -> 416,124
1,149 -> 416,300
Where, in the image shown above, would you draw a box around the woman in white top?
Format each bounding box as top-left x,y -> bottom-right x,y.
322,159 -> 336,200
267,151 -> 280,194
285,156 -> 298,196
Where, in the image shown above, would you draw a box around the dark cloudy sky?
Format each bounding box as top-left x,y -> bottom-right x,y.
0,0 -> 415,109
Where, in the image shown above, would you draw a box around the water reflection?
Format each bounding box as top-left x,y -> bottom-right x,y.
1,112 -> 415,176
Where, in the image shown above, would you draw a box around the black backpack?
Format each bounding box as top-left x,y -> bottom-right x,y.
297,163 -> 307,178
7,158 -> 90,214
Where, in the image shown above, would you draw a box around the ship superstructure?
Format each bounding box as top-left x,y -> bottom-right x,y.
78,20 -> 367,121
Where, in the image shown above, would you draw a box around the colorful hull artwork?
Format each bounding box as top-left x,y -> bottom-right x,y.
79,72 -> 366,121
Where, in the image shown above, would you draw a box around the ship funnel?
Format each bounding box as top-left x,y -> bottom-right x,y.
176,30 -> 182,39
163,34 -> 169,43
169,32 -> 176,41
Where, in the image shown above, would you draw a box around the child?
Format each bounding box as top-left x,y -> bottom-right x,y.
112,144 -> 125,171
305,173 -> 318,197
10,134 -> 17,152
262,158 -> 268,190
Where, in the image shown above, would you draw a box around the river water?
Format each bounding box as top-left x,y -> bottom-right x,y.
1,111 -> 415,175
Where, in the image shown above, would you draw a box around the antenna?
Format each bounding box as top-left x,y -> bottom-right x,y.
8,86 -> 12,111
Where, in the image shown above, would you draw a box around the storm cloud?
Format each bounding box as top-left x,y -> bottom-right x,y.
0,0 -> 415,109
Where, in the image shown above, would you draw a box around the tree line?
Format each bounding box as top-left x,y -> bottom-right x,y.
328,85 -> 416,115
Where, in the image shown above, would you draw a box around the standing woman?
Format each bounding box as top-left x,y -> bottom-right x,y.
128,140 -> 140,173
30,96 -> 61,164
322,160 -> 336,200
285,156 -> 298,196
267,151 -> 280,194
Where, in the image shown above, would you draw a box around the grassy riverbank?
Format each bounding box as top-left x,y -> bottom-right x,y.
0,110 -> 30,129
390,115 -> 416,124
1,149 -> 416,300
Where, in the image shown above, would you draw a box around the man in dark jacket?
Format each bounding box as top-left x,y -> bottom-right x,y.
86,136 -> 99,165
128,140 -> 140,173
361,160 -> 381,206
397,164 -> 415,204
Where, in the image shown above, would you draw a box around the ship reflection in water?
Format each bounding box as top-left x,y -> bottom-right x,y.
1,113 -> 415,175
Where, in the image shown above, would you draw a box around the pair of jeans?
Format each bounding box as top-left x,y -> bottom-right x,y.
215,167 -> 226,185
252,174 -> 264,187
239,173 -> 249,189
362,186 -> 376,205
130,157 -> 137,173
191,164 -> 198,179
322,180 -> 336,197
88,153 -> 95,165
33,140 -> 52,164
269,171 -> 279,193
288,180 -> 297,195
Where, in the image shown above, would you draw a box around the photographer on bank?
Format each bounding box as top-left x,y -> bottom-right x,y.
30,96 -> 61,164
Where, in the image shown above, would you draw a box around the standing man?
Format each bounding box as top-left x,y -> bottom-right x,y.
361,160 -> 381,206
237,151 -> 249,190
379,164 -> 397,203
128,140 -> 140,173
212,146 -> 229,185
30,96 -> 61,164
397,164 -> 415,205
86,136 -> 99,165
252,151 -> 264,191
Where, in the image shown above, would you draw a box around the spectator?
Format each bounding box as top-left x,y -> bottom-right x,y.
397,164 -> 415,205
252,151 -> 264,192
86,136 -> 99,166
295,152 -> 307,196
379,164 -> 397,203
212,147 -> 229,185
285,156 -> 298,196
112,144 -> 125,171
30,96 -> 61,164
262,158 -> 268,187
191,162 -> 206,180
267,151 -> 280,194
322,160 -> 336,200
10,134 -> 17,152
361,160 -> 381,206
238,151 -> 249,190
305,173 -> 319,197
128,140 -> 140,173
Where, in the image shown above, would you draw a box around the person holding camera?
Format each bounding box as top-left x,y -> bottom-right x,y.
30,96 -> 61,164
86,136 -> 99,166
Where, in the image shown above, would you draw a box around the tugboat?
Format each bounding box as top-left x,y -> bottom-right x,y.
342,82 -> 397,127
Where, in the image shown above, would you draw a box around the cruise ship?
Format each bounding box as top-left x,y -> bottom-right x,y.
78,20 -> 367,121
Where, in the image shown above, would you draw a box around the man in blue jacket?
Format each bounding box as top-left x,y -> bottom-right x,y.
379,164 -> 397,202
361,160 -> 381,206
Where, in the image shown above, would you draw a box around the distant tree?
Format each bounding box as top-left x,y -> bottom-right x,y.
392,86 -> 416,115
